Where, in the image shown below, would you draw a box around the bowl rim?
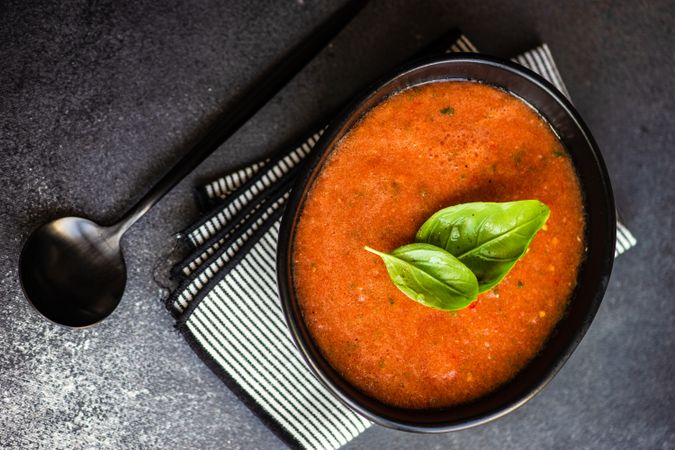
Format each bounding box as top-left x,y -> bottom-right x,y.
276,52 -> 616,432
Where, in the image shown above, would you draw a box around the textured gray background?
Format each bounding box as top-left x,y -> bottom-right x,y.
1,0 -> 673,448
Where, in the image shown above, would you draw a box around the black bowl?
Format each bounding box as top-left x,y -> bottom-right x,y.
277,54 -> 615,432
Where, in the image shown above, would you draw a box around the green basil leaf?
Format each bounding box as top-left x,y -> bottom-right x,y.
416,200 -> 550,292
365,243 -> 478,311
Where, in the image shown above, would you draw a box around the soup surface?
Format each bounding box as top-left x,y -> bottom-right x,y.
293,81 -> 585,409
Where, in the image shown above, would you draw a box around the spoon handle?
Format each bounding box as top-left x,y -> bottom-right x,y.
112,0 -> 368,237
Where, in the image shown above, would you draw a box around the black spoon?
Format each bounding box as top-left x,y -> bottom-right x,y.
18,0 -> 367,328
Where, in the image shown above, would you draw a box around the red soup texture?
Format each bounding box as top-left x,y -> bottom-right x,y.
293,81 -> 585,409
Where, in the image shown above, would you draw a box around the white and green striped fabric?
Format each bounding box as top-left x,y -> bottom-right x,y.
168,35 -> 636,450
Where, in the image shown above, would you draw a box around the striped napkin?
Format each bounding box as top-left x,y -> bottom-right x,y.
166,34 -> 637,450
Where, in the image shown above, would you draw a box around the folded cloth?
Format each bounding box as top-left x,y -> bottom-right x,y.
166,33 -> 637,450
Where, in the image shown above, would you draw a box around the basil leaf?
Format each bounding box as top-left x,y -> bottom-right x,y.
416,200 -> 550,292
365,243 -> 478,311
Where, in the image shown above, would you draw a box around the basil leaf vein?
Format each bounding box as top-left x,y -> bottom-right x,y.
365,243 -> 478,311
416,200 -> 550,292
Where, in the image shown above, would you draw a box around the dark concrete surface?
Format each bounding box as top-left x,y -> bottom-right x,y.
1,0 -> 673,448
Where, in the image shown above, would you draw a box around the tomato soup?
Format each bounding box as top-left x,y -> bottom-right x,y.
293,81 -> 585,409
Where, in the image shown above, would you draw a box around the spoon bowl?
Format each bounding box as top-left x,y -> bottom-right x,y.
19,217 -> 126,328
